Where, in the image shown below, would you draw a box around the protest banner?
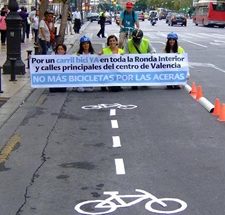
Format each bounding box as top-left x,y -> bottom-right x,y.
30,53 -> 189,88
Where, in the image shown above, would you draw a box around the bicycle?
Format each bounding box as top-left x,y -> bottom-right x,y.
74,189 -> 187,215
119,26 -> 135,48
81,103 -> 137,110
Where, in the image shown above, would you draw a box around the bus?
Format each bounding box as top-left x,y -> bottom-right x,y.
193,1 -> 225,27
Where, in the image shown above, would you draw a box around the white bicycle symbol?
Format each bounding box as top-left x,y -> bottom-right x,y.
74,189 -> 187,214
81,103 -> 137,110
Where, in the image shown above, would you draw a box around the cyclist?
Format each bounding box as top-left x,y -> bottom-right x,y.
118,1 -> 139,48
125,29 -> 156,90
164,32 -> 187,89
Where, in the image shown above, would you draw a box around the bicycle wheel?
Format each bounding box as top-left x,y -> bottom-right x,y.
75,200 -> 117,215
118,104 -> 137,109
81,105 -> 100,110
145,198 -> 187,214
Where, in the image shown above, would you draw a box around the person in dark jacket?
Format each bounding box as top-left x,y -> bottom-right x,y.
97,11 -> 106,38
18,7 -> 28,43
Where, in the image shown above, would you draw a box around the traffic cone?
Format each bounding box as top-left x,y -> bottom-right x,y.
196,85 -> 203,100
218,103 -> 225,122
212,98 -> 221,116
190,82 -> 197,98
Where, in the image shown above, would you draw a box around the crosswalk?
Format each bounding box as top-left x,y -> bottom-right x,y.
83,31 -> 225,48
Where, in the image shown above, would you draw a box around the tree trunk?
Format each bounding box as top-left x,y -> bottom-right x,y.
57,0 -> 70,45
39,0 -> 49,21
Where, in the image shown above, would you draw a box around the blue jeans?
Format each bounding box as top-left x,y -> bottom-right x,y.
39,39 -> 50,55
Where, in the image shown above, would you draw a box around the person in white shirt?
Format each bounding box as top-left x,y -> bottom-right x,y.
33,10 -> 39,44
72,9 -> 81,33
66,11 -> 73,35
38,11 -> 53,54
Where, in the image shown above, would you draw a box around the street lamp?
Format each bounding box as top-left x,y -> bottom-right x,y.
3,0 -> 25,75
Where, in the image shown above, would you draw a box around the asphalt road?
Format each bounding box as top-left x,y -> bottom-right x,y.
0,19 -> 225,215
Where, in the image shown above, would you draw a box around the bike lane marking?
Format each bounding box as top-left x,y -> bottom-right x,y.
112,136 -> 121,148
110,109 -> 116,116
111,120 -> 119,129
114,158 -> 126,175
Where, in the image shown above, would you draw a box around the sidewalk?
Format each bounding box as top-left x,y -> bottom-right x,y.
0,21 -> 90,128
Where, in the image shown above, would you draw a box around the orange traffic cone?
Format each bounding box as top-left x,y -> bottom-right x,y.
190,82 -> 197,98
196,85 -> 203,100
212,98 -> 221,116
218,103 -> 225,122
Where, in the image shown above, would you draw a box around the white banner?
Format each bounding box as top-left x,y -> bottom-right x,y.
30,53 -> 189,88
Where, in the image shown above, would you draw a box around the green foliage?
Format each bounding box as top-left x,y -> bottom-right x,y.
141,0 -> 192,10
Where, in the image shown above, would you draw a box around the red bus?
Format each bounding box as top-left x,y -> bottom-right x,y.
193,1 -> 225,27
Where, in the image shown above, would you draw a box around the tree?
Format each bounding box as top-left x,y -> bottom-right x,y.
57,0 -> 70,45
39,0 -> 49,21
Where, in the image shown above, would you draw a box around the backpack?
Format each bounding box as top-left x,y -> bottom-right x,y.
122,10 -> 135,24
0,16 -> 6,30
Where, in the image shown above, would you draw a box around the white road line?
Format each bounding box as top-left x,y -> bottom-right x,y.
112,136 -> 121,147
115,158 -> 126,175
182,39 -> 208,48
185,33 -> 205,38
110,109 -> 116,116
209,64 -> 225,74
111,120 -> 119,128
152,41 -> 166,45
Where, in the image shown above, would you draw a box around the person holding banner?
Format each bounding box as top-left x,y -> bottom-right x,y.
125,29 -> 156,90
99,35 -> 124,92
164,32 -> 185,89
76,36 -> 95,92
49,44 -> 67,92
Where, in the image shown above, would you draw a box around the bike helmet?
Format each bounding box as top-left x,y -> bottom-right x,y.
132,29 -> 143,44
126,1 -> 134,8
167,32 -> 178,40
80,36 -> 91,43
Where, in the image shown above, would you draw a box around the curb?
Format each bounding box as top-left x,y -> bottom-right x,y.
0,22 -> 91,128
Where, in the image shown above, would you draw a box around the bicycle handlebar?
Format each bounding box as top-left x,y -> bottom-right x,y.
121,26 -> 135,31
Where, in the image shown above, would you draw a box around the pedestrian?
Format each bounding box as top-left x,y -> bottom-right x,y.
25,8 -> 30,39
76,36 -> 95,92
49,44 -> 67,93
99,35 -> 124,92
66,11 -> 73,35
125,29 -> 156,90
118,2 -> 139,48
164,32 -> 186,89
38,11 -> 55,54
0,10 -> 7,45
97,10 -> 106,38
28,6 -> 36,40
32,10 -> 39,45
18,7 -> 28,43
73,9 -> 81,34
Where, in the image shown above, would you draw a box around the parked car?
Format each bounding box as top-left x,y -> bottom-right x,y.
168,13 -> 187,26
158,8 -> 168,20
86,12 -> 99,22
